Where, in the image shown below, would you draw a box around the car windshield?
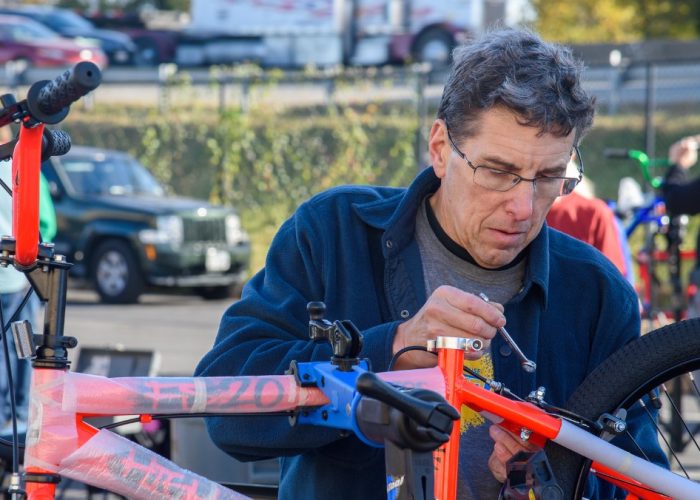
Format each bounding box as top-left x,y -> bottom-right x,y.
1,19 -> 60,41
61,154 -> 165,197
39,10 -> 94,32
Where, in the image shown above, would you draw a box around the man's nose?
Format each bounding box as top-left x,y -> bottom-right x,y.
505,180 -> 535,219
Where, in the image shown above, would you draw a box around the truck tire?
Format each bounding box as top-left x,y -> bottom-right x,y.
91,240 -> 144,304
134,38 -> 161,66
196,283 -> 241,301
412,28 -> 455,66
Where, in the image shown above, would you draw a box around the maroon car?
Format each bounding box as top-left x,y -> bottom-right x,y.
0,14 -> 107,69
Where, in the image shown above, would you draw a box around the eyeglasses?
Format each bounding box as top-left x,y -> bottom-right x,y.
445,126 -> 583,198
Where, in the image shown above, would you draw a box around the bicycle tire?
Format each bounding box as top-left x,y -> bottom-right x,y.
545,318 -> 700,498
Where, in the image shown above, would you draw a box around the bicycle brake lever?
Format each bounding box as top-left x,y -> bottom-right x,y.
355,371 -> 459,431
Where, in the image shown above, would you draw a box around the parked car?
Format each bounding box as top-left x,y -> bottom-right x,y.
86,12 -> 179,66
0,14 -> 107,69
0,6 -> 137,65
41,146 -> 251,304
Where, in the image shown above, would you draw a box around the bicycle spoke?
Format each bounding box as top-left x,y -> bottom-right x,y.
624,426 -> 651,461
639,398 -> 690,478
690,372 -> 700,400
662,383 -> 700,454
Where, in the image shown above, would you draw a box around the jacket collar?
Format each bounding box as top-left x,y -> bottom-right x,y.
352,167 -> 549,305
352,167 -> 439,232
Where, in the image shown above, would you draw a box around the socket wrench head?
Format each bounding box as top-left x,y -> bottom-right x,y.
521,360 -> 537,373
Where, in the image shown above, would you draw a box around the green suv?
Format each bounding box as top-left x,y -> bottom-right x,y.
41,146 -> 251,304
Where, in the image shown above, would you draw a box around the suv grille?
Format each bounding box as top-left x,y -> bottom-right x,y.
183,217 -> 226,243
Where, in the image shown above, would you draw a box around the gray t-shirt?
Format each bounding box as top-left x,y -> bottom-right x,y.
415,198 -> 526,500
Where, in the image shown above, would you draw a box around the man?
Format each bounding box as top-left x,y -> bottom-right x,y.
662,134 -> 700,215
662,134 -> 700,316
196,28 -> 658,499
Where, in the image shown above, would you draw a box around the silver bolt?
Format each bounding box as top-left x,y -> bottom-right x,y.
614,421 -> 627,433
345,403 -> 351,416
520,428 -> 531,442
468,338 -> 483,352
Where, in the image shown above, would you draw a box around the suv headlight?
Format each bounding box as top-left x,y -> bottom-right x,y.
138,215 -> 184,245
225,213 -> 247,245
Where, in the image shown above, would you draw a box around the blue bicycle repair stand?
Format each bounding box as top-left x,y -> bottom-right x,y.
286,302 -> 459,500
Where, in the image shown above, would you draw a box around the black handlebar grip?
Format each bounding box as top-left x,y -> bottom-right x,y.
603,148 -> 631,159
41,129 -> 71,162
26,62 -> 102,125
356,372 -> 454,427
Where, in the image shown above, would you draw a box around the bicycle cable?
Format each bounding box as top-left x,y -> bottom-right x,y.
98,412 -> 298,431
387,345 -> 434,371
0,296 -> 22,474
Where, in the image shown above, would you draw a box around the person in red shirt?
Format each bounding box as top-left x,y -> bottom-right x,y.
547,176 -> 630,279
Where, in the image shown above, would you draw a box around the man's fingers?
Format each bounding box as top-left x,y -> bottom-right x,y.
435,286 -> 506,328
488,425 -> 542,484
487,449 -> 507,483
490,425 -> 537,454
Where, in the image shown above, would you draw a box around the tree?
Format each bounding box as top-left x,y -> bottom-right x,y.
57,0 -> 190,13
531,0 -> 699,43
620,0 -> 699,39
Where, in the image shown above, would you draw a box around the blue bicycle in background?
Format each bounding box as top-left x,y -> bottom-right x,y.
605,148 -> 694,328
606,147 -> 697,454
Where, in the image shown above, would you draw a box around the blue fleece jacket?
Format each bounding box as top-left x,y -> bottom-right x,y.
195,167 -> 660,499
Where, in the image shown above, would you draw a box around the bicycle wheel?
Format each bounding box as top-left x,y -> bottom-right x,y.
546,318 -> 700,498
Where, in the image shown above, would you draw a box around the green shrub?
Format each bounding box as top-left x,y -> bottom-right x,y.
61,100 -> 700,273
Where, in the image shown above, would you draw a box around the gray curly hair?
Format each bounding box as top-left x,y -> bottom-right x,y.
437,28 -> 595,144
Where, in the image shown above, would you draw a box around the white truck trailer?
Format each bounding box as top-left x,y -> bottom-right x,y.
176,0 -> 508,67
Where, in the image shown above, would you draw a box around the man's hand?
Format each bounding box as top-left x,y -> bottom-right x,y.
488,425 -> 540,483
669,134 -> 700,170
391,285 -> 506,370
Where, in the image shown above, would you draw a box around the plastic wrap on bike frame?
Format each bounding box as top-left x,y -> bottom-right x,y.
25,367 -> 444,497
63,372 -> 330,414
61,367 -> 445,415
25,370 -> 248,499
57,429 -> 249,499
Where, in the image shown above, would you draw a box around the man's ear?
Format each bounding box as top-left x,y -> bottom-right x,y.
428,119 -> 450,178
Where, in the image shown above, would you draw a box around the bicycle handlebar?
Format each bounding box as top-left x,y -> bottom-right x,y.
603,148 -> 633,160
8,62 -> 100,267
603,147 -> 667,189
41,130 -> 71,162
356,371 -> 458,434
25,62 -> 102,125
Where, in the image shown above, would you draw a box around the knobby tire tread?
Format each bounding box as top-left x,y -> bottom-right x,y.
546,318 -> 700,498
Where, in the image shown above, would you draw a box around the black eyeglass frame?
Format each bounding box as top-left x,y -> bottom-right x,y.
444,124 -> 584,197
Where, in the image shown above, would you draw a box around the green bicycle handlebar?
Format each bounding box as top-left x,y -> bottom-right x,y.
603,148 -> 671,189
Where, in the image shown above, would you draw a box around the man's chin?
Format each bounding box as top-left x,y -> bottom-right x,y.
478,248 -> 523,269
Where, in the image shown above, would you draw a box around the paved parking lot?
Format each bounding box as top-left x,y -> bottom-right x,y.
64,287 -> 231,376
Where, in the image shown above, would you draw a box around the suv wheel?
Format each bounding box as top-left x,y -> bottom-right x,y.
92,240 -> 143,304
412,28 -> 455,66
196,284 -> 241,301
